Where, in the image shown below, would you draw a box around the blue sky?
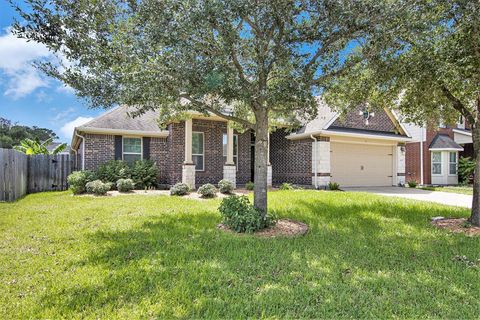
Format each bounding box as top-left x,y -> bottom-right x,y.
0,1 -> 102,143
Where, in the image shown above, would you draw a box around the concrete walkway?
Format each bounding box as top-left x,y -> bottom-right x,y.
343,186 -> 472,208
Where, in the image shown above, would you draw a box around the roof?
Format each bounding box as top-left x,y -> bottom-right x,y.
429,134 -> 464,151
46,142 -> 69,154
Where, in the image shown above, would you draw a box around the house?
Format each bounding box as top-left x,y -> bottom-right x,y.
71,101 -> 411,188
46,142 -> 70,155
403,117 -> 473,185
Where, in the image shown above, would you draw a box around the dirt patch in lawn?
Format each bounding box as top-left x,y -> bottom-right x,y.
432,218 -> 480,236
218,219 -> 309,238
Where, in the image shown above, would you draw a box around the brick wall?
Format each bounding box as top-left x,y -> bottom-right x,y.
166,122 -> 185,185
150,137 -> 169,185
270,129 -> 312,185
331,106 -> 397,133
84,134 -> 115,171
237,130 -> 252,185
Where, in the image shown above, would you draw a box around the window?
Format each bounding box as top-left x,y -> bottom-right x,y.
223,134 -> 238,166
123,137 -> 142,163
192,132 -> 204,171
432,152 -> 442,175
449,152 -> 458,175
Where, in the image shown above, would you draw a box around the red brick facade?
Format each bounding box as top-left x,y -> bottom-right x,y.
331,106 -> 398,133
84,134 -> 115,170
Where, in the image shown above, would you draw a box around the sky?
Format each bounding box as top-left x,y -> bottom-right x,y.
0,2 -> 102,144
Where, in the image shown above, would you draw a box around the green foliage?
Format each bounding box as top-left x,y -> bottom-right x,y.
85,180 -> 110,195
197,183 -> 217,198
407,180 -> 418,188
218,179 -> 234,194
328,182 -> 340,191
458,157 -> 475,184
14,137 -> 66,155
279,183 -> 294,190
245,181 -> 254,191
0,117 -> 58,149
67,170 -> 96,194
130,160 -> 158,189
219,195 -> 276,233
96,160 -> 131,186
170,183 -> 190,196
116,179 -> 134,193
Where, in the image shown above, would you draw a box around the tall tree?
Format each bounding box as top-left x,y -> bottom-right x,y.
0,117 -> 58,149
12,0 -> 372,215
323,0 -> 480,225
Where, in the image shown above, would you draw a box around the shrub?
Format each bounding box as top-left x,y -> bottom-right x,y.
328,182 -> 340,190
407,180 -> 418,188
131,160 -> 158,189
198,183 -> 217,198
219,195 -> 276,233
218,179 -> 234,194
96,160 -> 130,186
459,157 -> 475,184
85,179 -> 110,195
170,182 -> 190,196
280,182 -> 294,190
67,170 -> 96,194
245,181 -> 254,190
117,178 -> 135,192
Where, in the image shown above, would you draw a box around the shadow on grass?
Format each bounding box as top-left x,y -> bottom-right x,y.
38,193 -> 479,318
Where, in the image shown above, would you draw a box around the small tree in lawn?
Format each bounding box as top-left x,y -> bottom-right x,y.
322,0 -> 480,225
12,0 -> 372,217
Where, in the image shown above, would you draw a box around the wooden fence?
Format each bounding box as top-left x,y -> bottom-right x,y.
0,148 -> 72,202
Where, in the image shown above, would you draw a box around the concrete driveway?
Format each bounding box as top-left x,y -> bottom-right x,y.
343,186 -> 472,208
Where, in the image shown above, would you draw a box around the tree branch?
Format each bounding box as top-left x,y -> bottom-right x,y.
439,84 -> 475,125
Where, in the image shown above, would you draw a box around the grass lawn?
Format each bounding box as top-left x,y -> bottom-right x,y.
0,191 -> 479,319
420,185 -> 473,195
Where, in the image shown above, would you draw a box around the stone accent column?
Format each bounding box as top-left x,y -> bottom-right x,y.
396,144 -> 406,186
182,119 -> 195,188
312,137 -> 331,187
223,126 -> 236,187
267,133 -> 272,186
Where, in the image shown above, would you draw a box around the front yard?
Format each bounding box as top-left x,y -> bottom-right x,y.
420,185 -> 473,195
0,191 -> 479,318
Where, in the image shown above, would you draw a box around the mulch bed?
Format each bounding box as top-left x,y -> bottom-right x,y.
432,218 -> 480,236
217,219 -> 309,238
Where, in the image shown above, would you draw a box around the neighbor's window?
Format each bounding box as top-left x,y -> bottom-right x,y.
123,137 -> 142,163
432,152 -> 442,175
449,152 -> 458,175
192,132 -> 204,171
222,134 -> 238,166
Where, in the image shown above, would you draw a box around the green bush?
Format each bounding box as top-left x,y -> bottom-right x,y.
131,160 -> 158,189
218,179 -> 234,194
219,195 -> 276,233
67,170 -> 96,194
117,178 -> 134,192
407,180 -> 418,188
328,182 -> 340,190
85,179 -> 110,195
198,183 -> 217,198
96,160 -> 130,186
459,157 -> 475,184
245,181 -> 254,191
170,183 -> 190,196
280,182 -> 294,190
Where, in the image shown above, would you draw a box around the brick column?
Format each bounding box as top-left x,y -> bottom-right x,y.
182,119 -> 195,188
312,137 -> 331,187
396,144 -> 406,186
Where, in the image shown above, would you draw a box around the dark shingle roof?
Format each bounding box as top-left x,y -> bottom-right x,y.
81,105 -> 162,132
429,134 -> 463,150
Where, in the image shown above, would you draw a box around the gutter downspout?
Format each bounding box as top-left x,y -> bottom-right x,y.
71,147 -> 77,169
420,126 -> 424,185
311,135 -> 318,189
75,132 -> 85,171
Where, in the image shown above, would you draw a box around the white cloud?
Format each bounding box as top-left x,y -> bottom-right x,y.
60,116 -> 94,140
0,27 -> 53,99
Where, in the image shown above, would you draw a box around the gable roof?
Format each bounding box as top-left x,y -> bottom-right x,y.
429,134 -> 464,151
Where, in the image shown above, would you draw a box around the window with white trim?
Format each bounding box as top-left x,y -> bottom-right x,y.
123,137 -> 142,163
222,133 -> 238,166
432,152 -> 442,175
192,132 -> 204,171
449,152 -> 458,175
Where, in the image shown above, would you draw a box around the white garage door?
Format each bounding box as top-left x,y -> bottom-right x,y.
330,142 -> 393,187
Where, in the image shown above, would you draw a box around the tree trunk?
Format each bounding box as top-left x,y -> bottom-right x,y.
469,124 -> 480,226
253,110 -> 269,217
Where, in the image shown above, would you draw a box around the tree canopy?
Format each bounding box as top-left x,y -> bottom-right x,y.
0,117 -> 58,149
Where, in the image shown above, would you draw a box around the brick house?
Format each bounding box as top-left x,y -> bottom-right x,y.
71,100 -> 411,188
403,117 -> 473,185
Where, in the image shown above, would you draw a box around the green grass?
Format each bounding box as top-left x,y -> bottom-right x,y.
0,191 -> 479,319
420,185 -> 473,195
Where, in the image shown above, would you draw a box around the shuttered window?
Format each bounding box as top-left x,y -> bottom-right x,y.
123,137 -> 142,163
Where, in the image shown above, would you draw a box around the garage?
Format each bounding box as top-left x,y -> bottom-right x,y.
330,142 -> 394,187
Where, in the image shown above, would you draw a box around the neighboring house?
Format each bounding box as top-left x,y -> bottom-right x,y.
46,142 -> 70,155
402,117 -> 473,185
71,101 -> 410,188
